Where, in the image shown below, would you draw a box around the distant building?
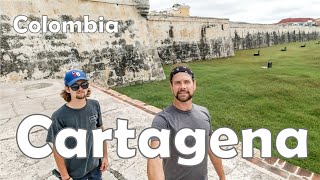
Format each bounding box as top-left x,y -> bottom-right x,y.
277,18 -> 320,26
171,4 -> 190,16
150,3 -> 190,17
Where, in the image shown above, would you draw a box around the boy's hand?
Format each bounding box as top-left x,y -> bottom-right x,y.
100,157 -> 109,172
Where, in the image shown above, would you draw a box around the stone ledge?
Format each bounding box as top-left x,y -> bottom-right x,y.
91,83 -> 161,115
243,147 -> 318,180
92,83 -> 320,180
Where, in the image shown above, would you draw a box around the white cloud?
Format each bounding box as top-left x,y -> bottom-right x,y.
149,0 -> 320,24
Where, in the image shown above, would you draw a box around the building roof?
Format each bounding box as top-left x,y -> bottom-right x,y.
172,3 -> 190,8
277,18 -> 314,24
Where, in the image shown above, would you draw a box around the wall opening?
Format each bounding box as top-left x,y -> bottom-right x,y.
169,26 -> 174,38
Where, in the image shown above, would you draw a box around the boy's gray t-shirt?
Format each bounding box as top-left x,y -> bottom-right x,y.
46,99 -> 103,179
151,104 -> 212,180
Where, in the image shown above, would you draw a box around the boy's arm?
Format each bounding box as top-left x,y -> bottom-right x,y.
208,149 -> 225,180
147,140 -> 165,180
52,146 -> 73,180
99,125 -> 109,172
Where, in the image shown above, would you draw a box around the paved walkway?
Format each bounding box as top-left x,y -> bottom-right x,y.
1,79 -> 286,180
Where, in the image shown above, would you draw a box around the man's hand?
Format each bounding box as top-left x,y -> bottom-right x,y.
147,140 -> 165,180
208,149 -> 226,180
100,157 -> 109,172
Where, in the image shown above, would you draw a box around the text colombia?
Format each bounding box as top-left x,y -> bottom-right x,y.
13,15 -> 119,33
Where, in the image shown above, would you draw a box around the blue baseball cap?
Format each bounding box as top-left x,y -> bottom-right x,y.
64,70 -> 88,86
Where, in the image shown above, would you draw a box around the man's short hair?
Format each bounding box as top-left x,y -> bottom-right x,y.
169,66 -> 194,82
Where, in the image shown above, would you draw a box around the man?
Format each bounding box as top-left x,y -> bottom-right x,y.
147,66 -> 225,180
46,70 -> 108,180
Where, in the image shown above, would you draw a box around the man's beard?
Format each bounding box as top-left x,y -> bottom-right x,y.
76,91 -> 86,99
175,90 -> 193,102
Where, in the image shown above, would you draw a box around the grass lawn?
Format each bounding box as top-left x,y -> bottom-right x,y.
114,40 -> 320,173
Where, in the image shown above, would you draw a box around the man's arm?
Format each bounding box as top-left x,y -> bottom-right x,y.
52,146 -> 72,180
147,140 -> 165,180
208,149 -> 225,180
99,125 -> 109,172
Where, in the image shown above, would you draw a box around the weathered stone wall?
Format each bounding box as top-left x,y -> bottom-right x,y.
2,0 -> 320,86
0,0 -> 164,86
147,15 -> 234,64
230,23 -> 320,50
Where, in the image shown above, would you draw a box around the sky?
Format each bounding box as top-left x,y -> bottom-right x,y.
149,0 -> 320,24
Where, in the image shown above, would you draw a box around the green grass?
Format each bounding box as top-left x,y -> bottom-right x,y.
114,40 -> 320,173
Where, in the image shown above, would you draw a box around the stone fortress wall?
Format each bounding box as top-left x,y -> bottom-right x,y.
1,0 -> 164,86
148,15 -> 234,64
230,22 -> 320,50
1,0 -> 319,86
